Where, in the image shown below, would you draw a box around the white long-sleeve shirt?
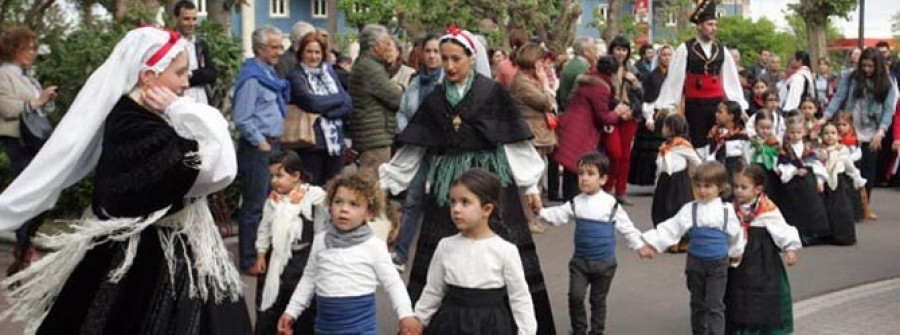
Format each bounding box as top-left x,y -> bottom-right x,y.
647,39 -> 748,113
818,144 -> 867,190
380,142 -> 545,196
538,191 -> 646,250
777,141 -> 827,185
781,66 -> 815,111
166,97 -> 237,197
414,234 -> 536,335
657,139 -> 702,176
255,185 -> 329,252
737,202 -> 802,252
642,198 -> 746,258
285,233 -> 414,320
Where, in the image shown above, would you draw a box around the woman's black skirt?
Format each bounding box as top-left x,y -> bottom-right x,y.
255,248 -> 316,335
652,170 -> 694,226
409,183 -> 556,334
425,285 -> 517,335
823,175 -> 857,245
725,227 -> 787,328
629,125 -> 664,186
842,174 -> 864,222
772,175 -> 830,243
36,227 -> 251,335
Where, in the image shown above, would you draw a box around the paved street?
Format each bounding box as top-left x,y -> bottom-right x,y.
2,187 -> 899,334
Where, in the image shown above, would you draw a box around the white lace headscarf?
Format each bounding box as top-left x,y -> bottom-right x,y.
0,27 -> 189,230
439,25 -> 491,77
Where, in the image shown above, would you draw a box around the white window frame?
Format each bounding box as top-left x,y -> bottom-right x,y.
666,11 -> 676,27
269,0 -> 289,18
596,4 -> 609,24
716,9 -> 725,18
312,0 -> 328,19
195,0 -> 207,16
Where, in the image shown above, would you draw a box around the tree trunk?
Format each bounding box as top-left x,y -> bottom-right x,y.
806,14 -> 828,67
207,0 -> 232,32
603,0 -> 625,42
326,0 -> 337,40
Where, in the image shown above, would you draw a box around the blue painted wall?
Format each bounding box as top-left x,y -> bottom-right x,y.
230,0 -> 352,37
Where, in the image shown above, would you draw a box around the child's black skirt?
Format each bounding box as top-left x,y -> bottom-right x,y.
425,285 -> 517,335
774,175 -> 830,243
255,248 -> 316,335
652,170 -> 694,226
823,174 -> 857,245
725,227 -> 789,328
842,174 -> 864,222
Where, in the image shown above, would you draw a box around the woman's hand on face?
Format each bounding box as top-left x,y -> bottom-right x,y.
144,86 -> 178,114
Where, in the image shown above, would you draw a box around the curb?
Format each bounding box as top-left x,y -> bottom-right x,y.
793,277 -> 900,319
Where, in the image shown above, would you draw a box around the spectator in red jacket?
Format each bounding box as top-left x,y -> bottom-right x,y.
553,55 -> 618,199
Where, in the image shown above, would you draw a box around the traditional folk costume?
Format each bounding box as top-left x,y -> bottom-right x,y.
0,28 -> 249,334
745,135 -> 784,198
415,234 -> 537,335
380,28 -> 556,334
781,65 -> 817,111
630,65 -> 669,187
725,194 -> 801,334
775,140 -> 830,244
707,125 -> 750,200
254,186 -> 328,335
645,0 -> 747,152
841,130 -> 865,222
652,137 -> 701,225
817,144 -> 865,245
285,228 -> 414,334
643,198 -> 746,335
537,191 -> 646,334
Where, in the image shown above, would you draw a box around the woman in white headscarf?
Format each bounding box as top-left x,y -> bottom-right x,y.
380,25 -> 556,334
0,27 -> 249,334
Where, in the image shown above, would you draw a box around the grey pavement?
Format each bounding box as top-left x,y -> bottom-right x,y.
2,187 -> 900,334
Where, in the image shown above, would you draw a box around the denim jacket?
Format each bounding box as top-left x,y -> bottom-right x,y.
397,69 -> 443,133
825,71 -> 899,131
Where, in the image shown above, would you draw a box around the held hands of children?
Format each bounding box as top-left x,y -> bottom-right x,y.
398,316 -> 423,335
638,245 -> 656,260
784,250 -> 798,266
276,314 -> 294,335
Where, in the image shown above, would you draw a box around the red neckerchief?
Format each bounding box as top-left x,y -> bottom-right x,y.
841,130 -> 858,147
708,125 -> 746,146
659,136 -> 693,156
734,193 -> 778,234
753,95 -> 765,108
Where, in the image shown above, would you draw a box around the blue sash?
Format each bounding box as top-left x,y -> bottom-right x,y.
687,202 -> 729,260
572,201 -> 618,262
315,294 -> 377,334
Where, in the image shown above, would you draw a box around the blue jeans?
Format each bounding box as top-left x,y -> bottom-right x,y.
394,167 -> 426,264
237,140 -> 279,271
1,137 -> 37,243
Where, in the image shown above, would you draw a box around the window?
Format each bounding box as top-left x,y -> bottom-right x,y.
312,0 -> 327,19
195,0 -> 207,16
596,4 -> 608,24
270,0 -> 289,18
353,3 -> 370,14
666,11 -> 676,27
716,9 -> 725,18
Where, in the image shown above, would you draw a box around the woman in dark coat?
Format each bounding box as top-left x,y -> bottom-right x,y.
631,45 -> 673,188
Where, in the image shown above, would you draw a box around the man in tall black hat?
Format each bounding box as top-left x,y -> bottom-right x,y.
645,0 -> 747,153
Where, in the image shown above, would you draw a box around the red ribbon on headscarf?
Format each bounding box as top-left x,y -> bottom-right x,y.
145,29 -> 181,67
446,23 -> 476,54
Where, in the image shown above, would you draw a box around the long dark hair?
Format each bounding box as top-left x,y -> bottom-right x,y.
721,100 -> 745,129
852,48 -> 892,103
596,55 -> 619,75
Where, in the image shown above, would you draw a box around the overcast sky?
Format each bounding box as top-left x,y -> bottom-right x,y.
750,0 -> 895,38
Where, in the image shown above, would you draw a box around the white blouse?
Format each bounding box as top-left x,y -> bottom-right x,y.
415,234 -> 536,335
737,203 -> 802,252
776,141 -> 827,184
255,185 -> 329,252
657,145 -> 702,176
380,142 -> 544,196
538,191 -> 646,250
166,98 -> 237,197
642,198 -> 746,258
818,144 -> 866,190
285,233 -> 414,320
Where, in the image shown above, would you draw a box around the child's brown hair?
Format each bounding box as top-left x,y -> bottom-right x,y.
836,111 -> 854,128
692,161 -> 729,193
326,172 -> 384,215
737,165 -> 767,188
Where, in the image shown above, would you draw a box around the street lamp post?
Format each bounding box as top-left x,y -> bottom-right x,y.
858,0 -> 865,50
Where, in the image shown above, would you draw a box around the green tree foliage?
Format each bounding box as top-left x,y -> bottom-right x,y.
675,16 -> 795,67
789,0 -> 857,66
